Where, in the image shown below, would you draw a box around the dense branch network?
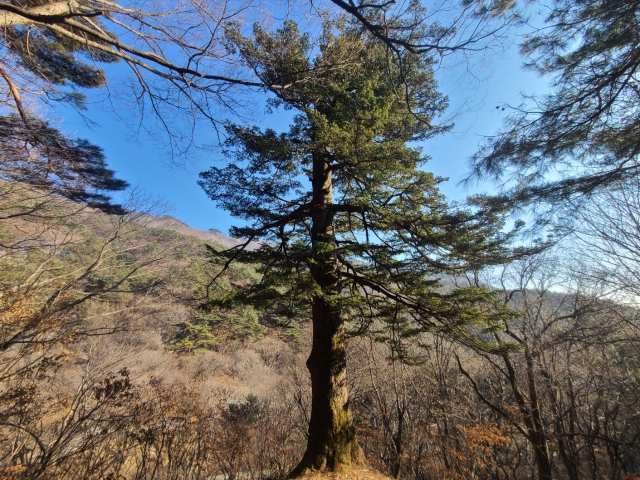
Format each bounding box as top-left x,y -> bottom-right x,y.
466,0 -> 640,226
200,21 -> 522,354
0,0 -> 519,157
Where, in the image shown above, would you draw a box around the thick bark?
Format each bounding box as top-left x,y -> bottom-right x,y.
289,151 -> 365,476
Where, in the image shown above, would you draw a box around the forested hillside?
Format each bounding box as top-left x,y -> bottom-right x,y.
1,178 -> 638,479
0,0 -> 639,478
0,179 -> 306,478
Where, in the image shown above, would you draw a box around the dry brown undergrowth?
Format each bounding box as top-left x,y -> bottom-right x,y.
290,465 -> 392,480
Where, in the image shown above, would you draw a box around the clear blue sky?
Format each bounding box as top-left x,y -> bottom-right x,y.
57,31 -> 546,234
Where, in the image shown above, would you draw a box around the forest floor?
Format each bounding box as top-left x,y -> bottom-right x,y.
291,465 -> 393,480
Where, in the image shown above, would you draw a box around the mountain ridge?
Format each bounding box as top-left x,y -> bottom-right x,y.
137,214 -> 260,250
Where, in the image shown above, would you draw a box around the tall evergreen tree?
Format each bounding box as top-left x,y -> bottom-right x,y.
199,22 -> 519,474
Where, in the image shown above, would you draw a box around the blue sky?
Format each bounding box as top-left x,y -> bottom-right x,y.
57,29 -> 547,234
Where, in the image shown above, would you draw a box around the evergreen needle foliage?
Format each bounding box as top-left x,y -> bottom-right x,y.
0,115 -> 128,212
199,21 -> 522,472
468,0 -> 640,223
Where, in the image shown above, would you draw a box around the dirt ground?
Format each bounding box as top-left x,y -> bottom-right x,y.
290,465 -> 393,480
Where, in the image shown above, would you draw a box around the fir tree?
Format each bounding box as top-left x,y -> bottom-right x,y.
199,22 -> 519,474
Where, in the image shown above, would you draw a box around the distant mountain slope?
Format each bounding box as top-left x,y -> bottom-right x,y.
138,214 -> 261,250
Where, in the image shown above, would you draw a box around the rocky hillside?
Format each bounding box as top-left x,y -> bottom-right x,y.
138,214 -> 261,250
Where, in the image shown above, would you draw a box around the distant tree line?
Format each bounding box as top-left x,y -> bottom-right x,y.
0,0 -> 638,478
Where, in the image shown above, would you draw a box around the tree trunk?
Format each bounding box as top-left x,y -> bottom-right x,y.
0,1 -> 84,27
290,151 -> 365,476
531,435 -> 553,480
525,351 -> 553,480
502,351 -> 553,480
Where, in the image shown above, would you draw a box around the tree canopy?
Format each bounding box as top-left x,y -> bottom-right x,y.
468,0 -> 640,223
0,115 -> 128,212
199,21 -> 521,474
